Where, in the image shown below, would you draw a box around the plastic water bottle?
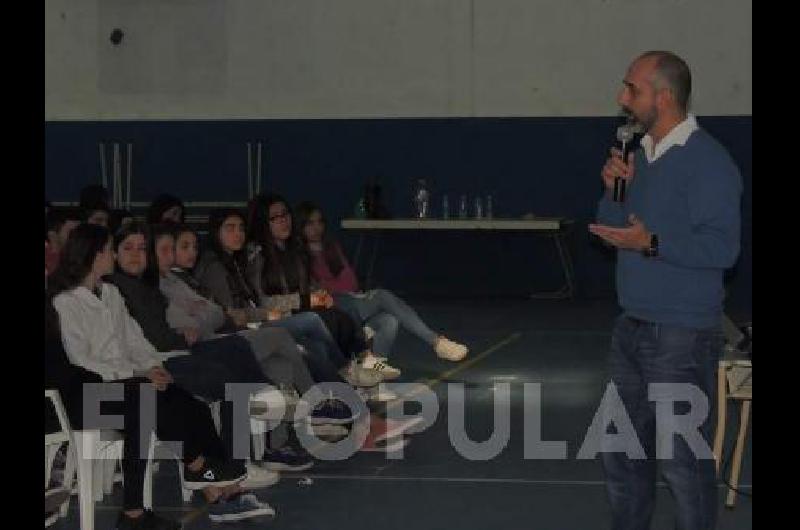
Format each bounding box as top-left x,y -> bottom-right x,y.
442,195 -> 450,219
414,179 -> 430,218
486,194 -> 494,219
474,196 -> 483,219
354,197 -> 367,219
459,194 -> 468,219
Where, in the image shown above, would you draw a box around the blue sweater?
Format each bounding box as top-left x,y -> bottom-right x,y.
596,128 -> 742,329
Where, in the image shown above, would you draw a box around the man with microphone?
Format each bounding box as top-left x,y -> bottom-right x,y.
589,51 -> 742,530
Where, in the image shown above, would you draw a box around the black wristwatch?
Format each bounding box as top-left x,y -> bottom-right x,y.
642,233 -> 659,258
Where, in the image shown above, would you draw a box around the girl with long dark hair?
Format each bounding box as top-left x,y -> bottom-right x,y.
48,223 -> 274,526
107,221 -> 288,485
153,224 -> 358,443
295,202 -> 468,371
244,195 -> 381,373
194,208 -> 382,388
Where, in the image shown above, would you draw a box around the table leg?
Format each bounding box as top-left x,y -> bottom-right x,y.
725,399 -> 751,508
530,232 -> 575,299
713,363 -> 728,474
365,231 -> 382,290
353,233 -> 365,272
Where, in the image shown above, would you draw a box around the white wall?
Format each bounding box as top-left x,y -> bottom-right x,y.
45,0 -> 752,120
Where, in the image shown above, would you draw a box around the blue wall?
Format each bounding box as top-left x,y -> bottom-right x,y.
44,117 -> 752,319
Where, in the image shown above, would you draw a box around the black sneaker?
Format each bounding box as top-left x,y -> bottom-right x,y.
115,510 -> 181,530
183,458 -> 246,490
262,446 -> 314,472
308,399 -> 359,425
208,492 -> 275,523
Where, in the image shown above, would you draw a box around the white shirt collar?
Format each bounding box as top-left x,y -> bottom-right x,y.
640,113 -> 699,163
70,283 -> 111,306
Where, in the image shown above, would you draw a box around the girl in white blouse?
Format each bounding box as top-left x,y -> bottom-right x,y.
49,223 -> 275,525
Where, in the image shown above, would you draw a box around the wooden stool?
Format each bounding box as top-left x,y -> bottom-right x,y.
712,359 -> 752,507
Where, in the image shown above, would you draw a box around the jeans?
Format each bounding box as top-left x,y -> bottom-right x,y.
334,288 -> 438,358
601,315 -> 722,530
265,312 -> 348,383
237,326 -> 316,394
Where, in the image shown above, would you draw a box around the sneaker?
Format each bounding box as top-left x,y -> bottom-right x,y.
239,462 -> 280,489
307,423 -> 350,440
358,385 -> 398,403
363,326 -> 376,341
261,446 -> 314,472
360,355 -> 402,380
250,387 -> 299,421
308,398 -> 360,425
435,336 -> 468,362
183,458 -> 246,490
359,437 -> 411,453
115,509 -> 181,530
339,362 -> 384,387
373,416 -> 425,444
208,492 -> 275,523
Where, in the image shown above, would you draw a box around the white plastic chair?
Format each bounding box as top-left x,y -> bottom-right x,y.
45,389 -> 77,527
46,389 -> 113,530
45,389 -> 194,530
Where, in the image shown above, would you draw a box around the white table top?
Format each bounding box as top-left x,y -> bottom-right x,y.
341,217 -> 566,231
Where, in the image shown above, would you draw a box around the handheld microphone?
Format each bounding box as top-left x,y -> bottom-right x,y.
613,122 -> 637,202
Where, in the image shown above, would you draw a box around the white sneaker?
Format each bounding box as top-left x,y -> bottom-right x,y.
250,389 -> 287,421
339,362 -> 384,387
250,387 -> 304,421
358,385 -> 398,403
240,462 -> 280,489
435,337 -> 468,362
306,423 -> 350,439
360,355 -> 401,380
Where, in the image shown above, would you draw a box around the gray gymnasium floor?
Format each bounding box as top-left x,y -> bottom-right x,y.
50,298 -> 752,530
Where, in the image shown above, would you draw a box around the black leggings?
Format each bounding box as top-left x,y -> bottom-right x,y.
70,379 -> 225,510
165,334 -> 270,464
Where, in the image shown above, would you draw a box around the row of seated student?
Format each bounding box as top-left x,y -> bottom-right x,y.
45,187 -> 468,528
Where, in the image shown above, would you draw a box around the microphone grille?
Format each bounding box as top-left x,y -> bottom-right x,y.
616,124 -> 636,142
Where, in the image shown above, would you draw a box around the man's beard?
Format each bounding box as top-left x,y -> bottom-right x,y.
624,105 -> 658,133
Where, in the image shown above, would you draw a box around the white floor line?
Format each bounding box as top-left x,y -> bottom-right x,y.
277,473 -> 752,489
84,475 -> 751,514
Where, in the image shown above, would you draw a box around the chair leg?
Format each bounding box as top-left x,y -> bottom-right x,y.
210,401 -> 222,434
725,399 -> 751,508
45,444 -> 58,489
92,442 -> 110,502
251,418 -> 266,461
713,364 -> 727,474
60,440 -> 77,518
143,432 -> 157,510
102,442 -> 121,495
176,457 -> 193,502
75,431 -> 98,530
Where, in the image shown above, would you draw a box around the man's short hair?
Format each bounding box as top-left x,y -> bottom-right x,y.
639,51 -> 692,111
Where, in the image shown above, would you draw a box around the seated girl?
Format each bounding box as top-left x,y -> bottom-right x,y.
244,194 -> 382,372
295,201 -> 468,374
147,193 -> 185,225
48,223 -> 275,526
107,221 -> 315,472
193,208 -> 381,388
152,223 -> 358,434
